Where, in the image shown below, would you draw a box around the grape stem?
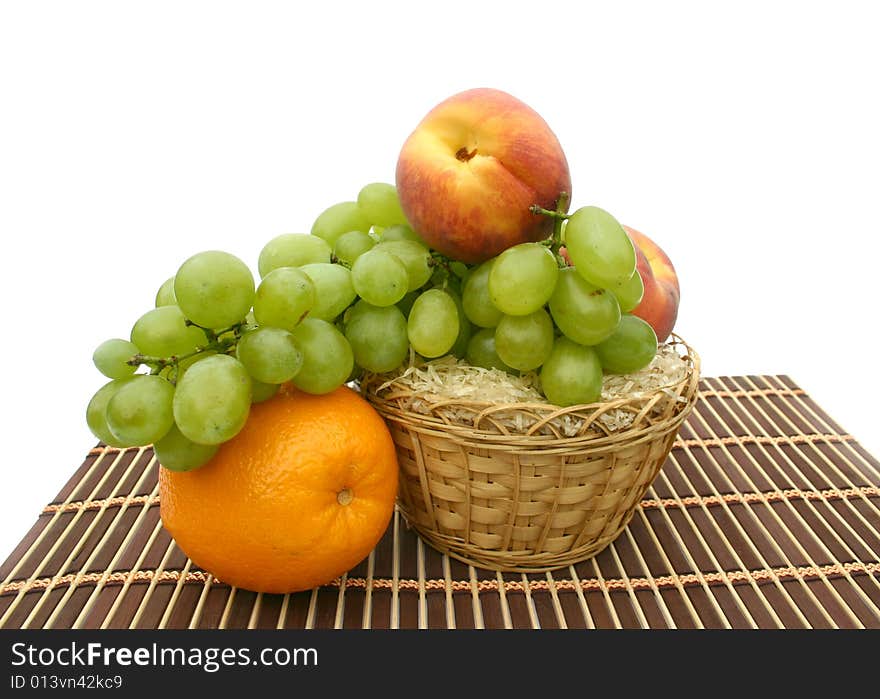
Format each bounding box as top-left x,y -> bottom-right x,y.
428,252 -> 454,273
127,320 -> 250,384
531,191 -> 570,267
529,191 -> 570,223
427,253 -> 453,290
529,205 -> 569,220
329,253 -> 352,270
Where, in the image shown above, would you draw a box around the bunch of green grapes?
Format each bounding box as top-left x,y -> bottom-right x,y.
456,202 -> 659,407
87,183 -> 660,473
86,183 -> 413,473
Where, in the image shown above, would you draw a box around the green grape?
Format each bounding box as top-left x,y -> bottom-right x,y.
396,290 -> 419,318
253,266 -> 316,330
258,233 -> 332,278
450,261 -> 469,279
344,301 -> 409,373
333,230 -> 375,266
236,327 -> 303,384
251,380 -> 280,403
540,338 -> 603,407
174,250 -> 255,329
351,248 -> 409,307
494,309 -> 554,371
407,289 -> 459,358
105,375 -> 175,447
311,201 -> 371,247
155,277 -> 177,307
299,263 -> 357,321
153,424 -> 218,472
374,240 -> 432,291
465,328 -> 514,373
357,182 -> 408,228
290,318 -> 354,394
548,267 -> 621,346
86,378 -> 137,447
93,339 -> 139,379
611,268 -> 644,313
380,224 -> 424,244
488,243 -> 559,316
565,206 -> 636,288
594,315 -> 658,374
173,354 -> 251,445
462,260 -> 503,328
130,305 -> 205,358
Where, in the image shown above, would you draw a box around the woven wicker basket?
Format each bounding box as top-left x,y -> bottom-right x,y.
360,336 -> 700,572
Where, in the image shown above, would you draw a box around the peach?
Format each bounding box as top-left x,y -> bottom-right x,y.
623,225 -> 680,342
395,88 -> 571,264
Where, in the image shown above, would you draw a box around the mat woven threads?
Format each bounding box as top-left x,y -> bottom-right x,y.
3,373 -> 880,628
361,338 -> 701,572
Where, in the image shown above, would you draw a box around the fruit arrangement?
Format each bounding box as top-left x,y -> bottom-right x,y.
86,89 -> 682,468
83,87 -> 694,585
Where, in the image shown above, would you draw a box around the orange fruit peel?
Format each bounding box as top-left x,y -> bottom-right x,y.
159,384 -> 399,594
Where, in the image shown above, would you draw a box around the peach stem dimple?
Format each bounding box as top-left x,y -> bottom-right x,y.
337,488 -> 353,506
455,147 -> 477,162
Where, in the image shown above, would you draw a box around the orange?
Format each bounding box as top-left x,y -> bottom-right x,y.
159,384 -> 399,593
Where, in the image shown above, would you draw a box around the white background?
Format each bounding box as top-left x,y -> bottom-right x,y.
1,1 -> 878,563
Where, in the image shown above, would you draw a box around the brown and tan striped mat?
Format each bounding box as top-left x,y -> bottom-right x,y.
2,375 -> 879,629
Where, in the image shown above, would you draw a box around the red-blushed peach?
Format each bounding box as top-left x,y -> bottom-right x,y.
623,225 -> 680,342
395,88 -> 571,264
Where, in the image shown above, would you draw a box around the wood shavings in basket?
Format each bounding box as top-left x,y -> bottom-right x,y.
370,342 -> 691,437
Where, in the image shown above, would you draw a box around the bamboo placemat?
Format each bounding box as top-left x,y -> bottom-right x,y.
2,375 -> 879,629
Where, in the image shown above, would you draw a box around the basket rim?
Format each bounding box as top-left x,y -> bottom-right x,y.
360,334 -> 701,445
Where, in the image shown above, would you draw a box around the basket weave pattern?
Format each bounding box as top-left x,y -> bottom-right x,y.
361,339 -> 701,571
